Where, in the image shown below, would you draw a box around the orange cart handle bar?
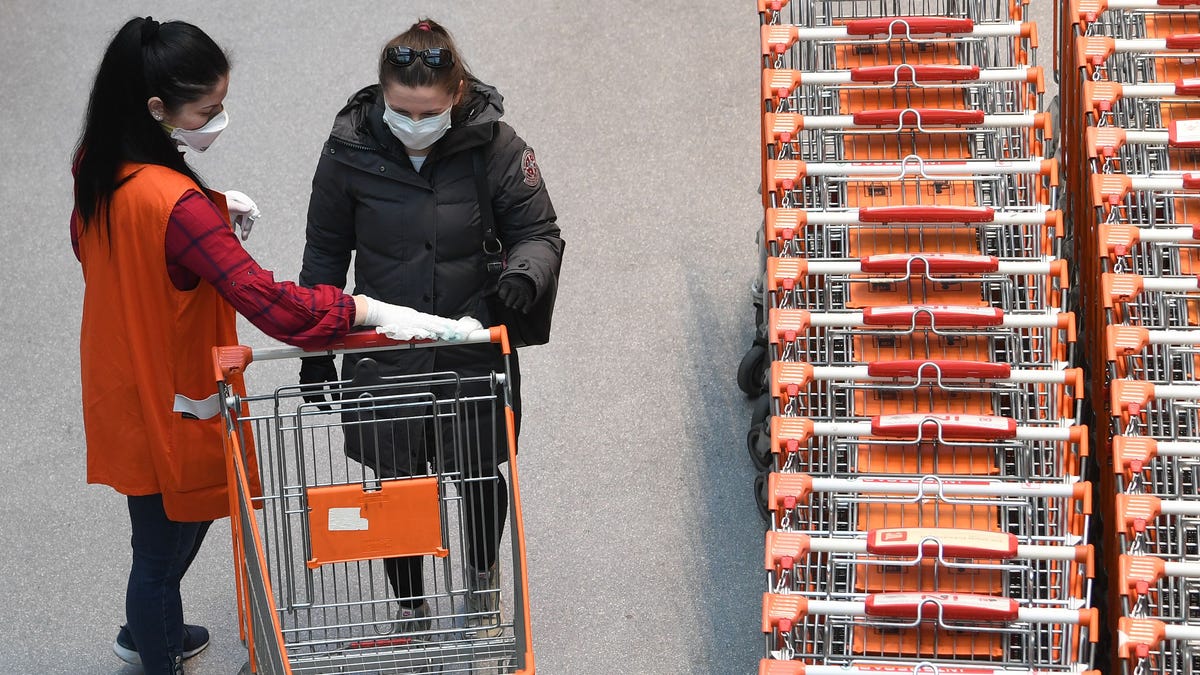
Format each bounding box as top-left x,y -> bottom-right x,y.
214,328 -> 507,381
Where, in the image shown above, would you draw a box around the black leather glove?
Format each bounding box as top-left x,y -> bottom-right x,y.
299,355 -> 339,409
497,275 -> 536,314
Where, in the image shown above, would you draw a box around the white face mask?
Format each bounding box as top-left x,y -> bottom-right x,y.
167,109 -> 229,153
381,106 -> 451,151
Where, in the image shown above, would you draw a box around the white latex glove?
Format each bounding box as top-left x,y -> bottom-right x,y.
362,298 -> 483,341
224,190 -> 261,240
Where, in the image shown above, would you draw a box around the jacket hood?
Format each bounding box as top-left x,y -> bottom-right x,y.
329,78 -> 504,149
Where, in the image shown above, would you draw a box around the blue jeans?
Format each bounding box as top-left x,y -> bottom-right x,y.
125,494 -> 211,674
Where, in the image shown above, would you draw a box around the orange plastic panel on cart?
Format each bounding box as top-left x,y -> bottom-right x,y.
854,621 -> 1003,658
856,443 -> 1000,477
306,476 -> 447,569
854,557 -> 1005,594
859,501 -> 999,535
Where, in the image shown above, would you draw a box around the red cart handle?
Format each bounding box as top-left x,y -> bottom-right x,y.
862,305 -> 1005,327
871,413 -> 1018,439
867,359 -> 1012,379
845,16 -> 974,36
859,253 -> 999,274
858,205 -> 995,223
1166,34 -> 1200,50
850,65 -> 981,83
1176,78 -> 1200,96
324,329 -> 434,351
867,527 -> 1019,559
852,108 -> 986,126
865,593 -> 1019,621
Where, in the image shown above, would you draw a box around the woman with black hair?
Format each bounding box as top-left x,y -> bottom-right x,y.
72,17 -> 476,674
299,18 -> 564,639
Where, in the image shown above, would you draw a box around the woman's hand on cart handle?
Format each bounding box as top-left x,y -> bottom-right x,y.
355,296 -> 483,341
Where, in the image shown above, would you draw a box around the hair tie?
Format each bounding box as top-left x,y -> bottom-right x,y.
140,17 -> 160,45
416,22 -> 431,31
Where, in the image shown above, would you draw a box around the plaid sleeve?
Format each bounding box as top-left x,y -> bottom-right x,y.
166,190 -> 357,347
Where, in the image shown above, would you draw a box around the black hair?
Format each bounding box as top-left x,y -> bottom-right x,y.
73,17 -> 230,235
379,19 -> 472,97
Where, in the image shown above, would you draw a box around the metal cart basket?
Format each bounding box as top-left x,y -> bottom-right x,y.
215,328 -> 534,675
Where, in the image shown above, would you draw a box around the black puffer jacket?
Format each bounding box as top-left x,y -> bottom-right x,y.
301,80 -> 563,474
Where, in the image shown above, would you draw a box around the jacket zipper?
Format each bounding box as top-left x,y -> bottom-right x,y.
328,136 -> 380,153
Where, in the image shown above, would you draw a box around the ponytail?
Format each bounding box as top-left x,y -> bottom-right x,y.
73,17 -> 229,236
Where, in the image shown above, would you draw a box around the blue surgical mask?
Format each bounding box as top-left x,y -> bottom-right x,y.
381,106 -> 451,150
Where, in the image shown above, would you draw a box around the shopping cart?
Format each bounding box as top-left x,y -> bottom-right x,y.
214,328 -> 534,674
762,589 -> 1098,665
765,526 -> 1093,605
763,205 -> 1063,260
764,253 -> 1069,310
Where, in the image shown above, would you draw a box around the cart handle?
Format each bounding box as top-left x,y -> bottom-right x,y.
858,205 -> 995,223
852,108 -> 985,127
865,593 -> 1018,622
214,327 -> 506,379
850,64 -> 981,83
844,16 -> 975,36
871,413 -> 1017,440
758,661 -> 1097,675
863,305 -> 1004,328
867,528 -> 1018,559
859,253 -> 1000,274
867,359 -> 1011,379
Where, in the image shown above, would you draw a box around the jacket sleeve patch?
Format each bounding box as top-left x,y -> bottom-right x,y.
521,147 -> 541,188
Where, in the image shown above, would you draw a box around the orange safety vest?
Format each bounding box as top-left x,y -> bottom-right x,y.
77,162 -> 258,522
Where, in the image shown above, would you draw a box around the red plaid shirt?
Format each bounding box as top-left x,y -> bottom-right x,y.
72,190 -> 356,348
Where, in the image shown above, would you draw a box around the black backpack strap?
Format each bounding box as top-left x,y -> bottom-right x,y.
472,146 -> 505,279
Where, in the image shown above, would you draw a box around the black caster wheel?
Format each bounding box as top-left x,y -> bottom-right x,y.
748,395 -> 773,471
737,342 -> 769,397
754,471 -> 772,523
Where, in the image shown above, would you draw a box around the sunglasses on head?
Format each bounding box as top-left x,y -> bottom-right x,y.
385,47 -> 454,69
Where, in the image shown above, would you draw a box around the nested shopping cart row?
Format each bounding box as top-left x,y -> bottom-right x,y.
760,475 -> 1096,667
1064,0 -> 1200,671
750,1 -> 1087,672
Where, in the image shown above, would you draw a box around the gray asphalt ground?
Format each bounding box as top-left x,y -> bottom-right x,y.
0,1 -> 768,673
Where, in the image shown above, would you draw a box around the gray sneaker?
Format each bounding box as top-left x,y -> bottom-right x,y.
465,565 -> 502,638
395,602 -> 432,636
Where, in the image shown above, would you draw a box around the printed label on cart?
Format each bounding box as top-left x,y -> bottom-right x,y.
328,507 -> 370,531
1174,120 -> 1200,145
869,527 -> 1017,558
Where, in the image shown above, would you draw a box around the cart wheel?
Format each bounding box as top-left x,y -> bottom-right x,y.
747,423 -> 773,472
754,471 -> 772,523
737,343 -> 768,397
750,392 -> 771,427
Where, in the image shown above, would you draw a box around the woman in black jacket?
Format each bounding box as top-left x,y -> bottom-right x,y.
298,19 -> 563,637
